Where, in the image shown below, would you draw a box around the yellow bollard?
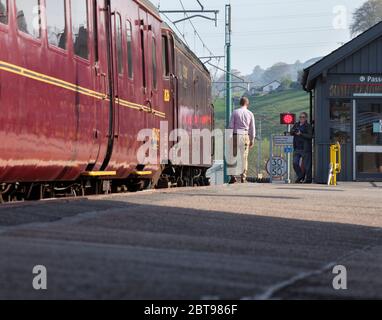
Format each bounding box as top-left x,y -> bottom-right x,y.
328,142 -> 341,186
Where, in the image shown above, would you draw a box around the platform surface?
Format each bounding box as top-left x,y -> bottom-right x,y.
0,182 -> 381,300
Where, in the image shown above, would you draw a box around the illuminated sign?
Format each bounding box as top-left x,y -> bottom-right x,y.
280,113 -> 296,125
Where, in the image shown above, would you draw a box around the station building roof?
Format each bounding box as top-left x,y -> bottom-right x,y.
301,21 -> 382,91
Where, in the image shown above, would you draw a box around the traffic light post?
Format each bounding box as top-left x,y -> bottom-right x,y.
286,123 -> 292,184
280,113 -> 296,184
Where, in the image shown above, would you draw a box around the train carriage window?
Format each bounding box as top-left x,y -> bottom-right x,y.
46,0 -> 67,49
126,20 -> 133,79
116,14 -> 123,74
71,0 -> 89,59
152,36 -> 157,89
93,0 -> 99,62
162,35 -> 170,77
0,0 -> 8,24
16,0 -> 41,38
140,23 -> 146,88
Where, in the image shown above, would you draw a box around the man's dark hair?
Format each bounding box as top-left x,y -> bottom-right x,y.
240,97 -> 249,106
300,112 -> 308,118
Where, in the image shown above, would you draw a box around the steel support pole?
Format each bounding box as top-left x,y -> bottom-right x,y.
257,118 -> 262,177
224,4 -> 232,184
286,124 -> 292,184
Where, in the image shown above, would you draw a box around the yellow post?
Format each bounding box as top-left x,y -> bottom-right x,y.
328,142 -> 341,186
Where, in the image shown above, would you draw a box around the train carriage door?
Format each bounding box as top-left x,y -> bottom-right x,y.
137,8 -> 153,134
162,33 -> 172,127
85,0 -> 118,171
148,16 -> 159,119
87,0 -> 111,171
168,35 -> 178,137
139,8 -> 151,117
110,10 -> 123,139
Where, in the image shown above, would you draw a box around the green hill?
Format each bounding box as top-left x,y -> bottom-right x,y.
214,89 -> 310,134
213,89 -> 310,176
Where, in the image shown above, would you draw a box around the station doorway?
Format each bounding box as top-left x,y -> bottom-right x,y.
354,98 -> 382,181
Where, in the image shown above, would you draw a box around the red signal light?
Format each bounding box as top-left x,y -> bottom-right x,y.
280,113 -> 296,125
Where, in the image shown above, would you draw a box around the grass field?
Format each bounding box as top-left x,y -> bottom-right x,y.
213,89 -> 310,176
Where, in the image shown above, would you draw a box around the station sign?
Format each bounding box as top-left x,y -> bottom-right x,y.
284,146 -> 294,154
280,113 -> 296,125
359,75 -> 382,83
273,135 -> 294,146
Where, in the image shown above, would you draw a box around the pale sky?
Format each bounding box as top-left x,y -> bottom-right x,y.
156,0 -> 367,75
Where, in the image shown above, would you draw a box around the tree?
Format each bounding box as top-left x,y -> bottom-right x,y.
278,77 -> 293,91
350,0 -> 382,37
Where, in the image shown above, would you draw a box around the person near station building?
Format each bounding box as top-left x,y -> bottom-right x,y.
290,112 -> 313,184
228,97 -> 256,184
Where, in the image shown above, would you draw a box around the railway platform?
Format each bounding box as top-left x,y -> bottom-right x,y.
0,183 -> 381,299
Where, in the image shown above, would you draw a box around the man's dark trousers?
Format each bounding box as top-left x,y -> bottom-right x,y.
293,149 -> 312,182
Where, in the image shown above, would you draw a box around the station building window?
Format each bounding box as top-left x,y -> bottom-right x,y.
126,20 -> 133,79
0,0 -> 8,24
46,0 -> 67,49
72,0 -> 89,59
16,0 -> 41,38
329,100 -> 352,144
152,36 -> 157,89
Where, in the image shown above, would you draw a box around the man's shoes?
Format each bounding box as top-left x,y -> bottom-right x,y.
295,178 -> 304,184
303,180 -> 313,184
229,176 -> 238,184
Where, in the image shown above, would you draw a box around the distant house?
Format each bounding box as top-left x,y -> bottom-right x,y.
248,86 -> 262,96
262,80 -> 281,93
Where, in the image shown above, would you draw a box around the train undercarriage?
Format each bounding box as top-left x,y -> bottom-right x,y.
0,166 -> 210,203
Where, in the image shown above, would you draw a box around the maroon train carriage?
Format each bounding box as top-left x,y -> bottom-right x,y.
0,0 -> 214,202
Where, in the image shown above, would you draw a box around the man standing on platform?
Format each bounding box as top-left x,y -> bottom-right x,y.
228,97 -> 256,184
291,112 -> 313,184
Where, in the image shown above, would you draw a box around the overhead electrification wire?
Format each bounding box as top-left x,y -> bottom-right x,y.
160,11 -> 191,47
159,0 -> 224,81
177,0 -> 224,81
202,26 -> 345,38
178,0 -> 216,58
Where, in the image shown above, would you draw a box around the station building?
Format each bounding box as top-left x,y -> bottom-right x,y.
302,22 -> 382,183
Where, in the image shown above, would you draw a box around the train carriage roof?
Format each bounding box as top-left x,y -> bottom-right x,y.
135,0 -> 210,77
134,0 -> 162,20
162,22 -> 210,76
